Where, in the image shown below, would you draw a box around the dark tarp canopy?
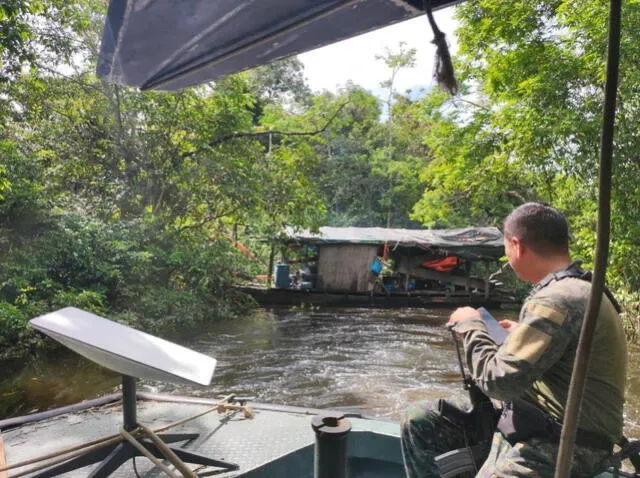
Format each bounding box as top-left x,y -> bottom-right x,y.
97,0 -> 459,91
283,226 -> 505,261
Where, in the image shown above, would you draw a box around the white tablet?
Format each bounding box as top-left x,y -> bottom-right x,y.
477,307 -> 509,345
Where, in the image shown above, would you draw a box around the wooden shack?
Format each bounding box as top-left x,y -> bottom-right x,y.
282,226 -> 506,297
315,243 -> 379,292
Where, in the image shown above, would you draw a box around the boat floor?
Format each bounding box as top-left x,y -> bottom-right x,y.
2,398 -> 402,477
2,397 -> 631,477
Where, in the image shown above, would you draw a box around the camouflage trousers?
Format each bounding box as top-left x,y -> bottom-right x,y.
400,396 -> 612,478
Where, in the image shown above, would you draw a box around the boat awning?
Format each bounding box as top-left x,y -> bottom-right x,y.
284,226 -> 505,260
97,0 -> 458,91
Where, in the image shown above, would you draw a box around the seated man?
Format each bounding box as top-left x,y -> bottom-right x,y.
401,203 -> 627,477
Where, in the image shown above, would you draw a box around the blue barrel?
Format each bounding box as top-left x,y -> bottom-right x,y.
274,263 -> 290,288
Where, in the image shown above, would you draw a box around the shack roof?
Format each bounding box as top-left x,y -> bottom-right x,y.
284,226 -> 505,261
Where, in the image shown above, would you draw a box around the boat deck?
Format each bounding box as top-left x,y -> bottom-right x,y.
2,397 -> 402,477
2,395 -> 630,477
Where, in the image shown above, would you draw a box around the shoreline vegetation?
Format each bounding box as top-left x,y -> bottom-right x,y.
619,290 -> 640,343
2,1 -> 640,359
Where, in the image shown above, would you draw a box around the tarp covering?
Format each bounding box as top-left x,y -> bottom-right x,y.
283,226 -> 505,260
97,0 -> 457,91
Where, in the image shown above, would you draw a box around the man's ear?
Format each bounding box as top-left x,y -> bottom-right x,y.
510,236 -> 525,257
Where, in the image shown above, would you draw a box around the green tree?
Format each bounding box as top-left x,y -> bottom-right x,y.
0,1 -> 330,357
375,42 -> 424,227
249,57 -> 312,106
0,0 -> 94,82
311,86 -> 388,226
411,0 -> 640,332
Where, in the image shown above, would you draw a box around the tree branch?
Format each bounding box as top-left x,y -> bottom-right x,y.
189,101 -> 349,154
504,190 -> 526,203
452,96 -> 490,111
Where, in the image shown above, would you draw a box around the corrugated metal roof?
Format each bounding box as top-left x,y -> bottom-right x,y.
284,226 -> 505,260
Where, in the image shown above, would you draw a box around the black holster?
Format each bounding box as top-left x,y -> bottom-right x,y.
435,392 -> 498,476
437,384 -> 499,444
437,399 -> 473,428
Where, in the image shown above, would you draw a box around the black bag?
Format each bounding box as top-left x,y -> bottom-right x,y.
497,398 -> 558,444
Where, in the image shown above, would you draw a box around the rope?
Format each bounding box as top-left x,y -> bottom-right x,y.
151,395 -> 253,434
422,0 -> 458,95
137,423 -> 197,477
120,427 -> 179,478
0,394 -> 253,475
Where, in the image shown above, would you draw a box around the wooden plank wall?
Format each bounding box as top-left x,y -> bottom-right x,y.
317,244 -> 378,292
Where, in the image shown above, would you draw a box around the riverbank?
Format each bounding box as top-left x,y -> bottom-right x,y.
0,285 -> 256,362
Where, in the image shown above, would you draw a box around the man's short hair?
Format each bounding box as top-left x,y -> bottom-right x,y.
503,203 -> 569,256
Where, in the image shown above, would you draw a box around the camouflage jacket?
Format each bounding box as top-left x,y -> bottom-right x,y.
452,261 -> 627,443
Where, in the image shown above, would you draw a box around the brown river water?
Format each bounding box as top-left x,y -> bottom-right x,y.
1,307 -> 639,440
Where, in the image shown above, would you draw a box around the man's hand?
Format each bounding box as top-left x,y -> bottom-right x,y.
499,319 -> 519,334
446,306 -> 481,328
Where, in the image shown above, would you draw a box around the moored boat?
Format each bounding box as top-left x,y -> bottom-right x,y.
236,284 -> 516,309
242,226 -> 518,309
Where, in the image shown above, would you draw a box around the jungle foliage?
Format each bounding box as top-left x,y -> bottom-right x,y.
1,0 -> 639,357
411,0 -> 640,338
0,0 -> 427,358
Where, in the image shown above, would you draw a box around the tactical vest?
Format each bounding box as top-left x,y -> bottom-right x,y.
533,262 -> 622,313
498,262 -> 640,471
532,264 -> 640,471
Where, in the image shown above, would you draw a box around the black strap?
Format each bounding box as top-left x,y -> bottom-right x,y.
536,263 -> 622,313
498,399 -> 613,452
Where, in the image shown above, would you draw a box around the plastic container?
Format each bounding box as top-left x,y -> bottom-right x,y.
274,263 -> 290,288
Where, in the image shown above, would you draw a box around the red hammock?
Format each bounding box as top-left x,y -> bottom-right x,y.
422,256 -> 463,272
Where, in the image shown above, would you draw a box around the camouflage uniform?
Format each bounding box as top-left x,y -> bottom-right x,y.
401,262 -> 627,477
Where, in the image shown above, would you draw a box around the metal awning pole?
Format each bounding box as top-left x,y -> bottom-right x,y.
553,0 -> 622,476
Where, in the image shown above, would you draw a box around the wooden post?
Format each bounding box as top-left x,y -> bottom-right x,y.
405,248 -> 412,293
465,261 -> 472,295
484,262 -> 491,300
267,242 -> 275,288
